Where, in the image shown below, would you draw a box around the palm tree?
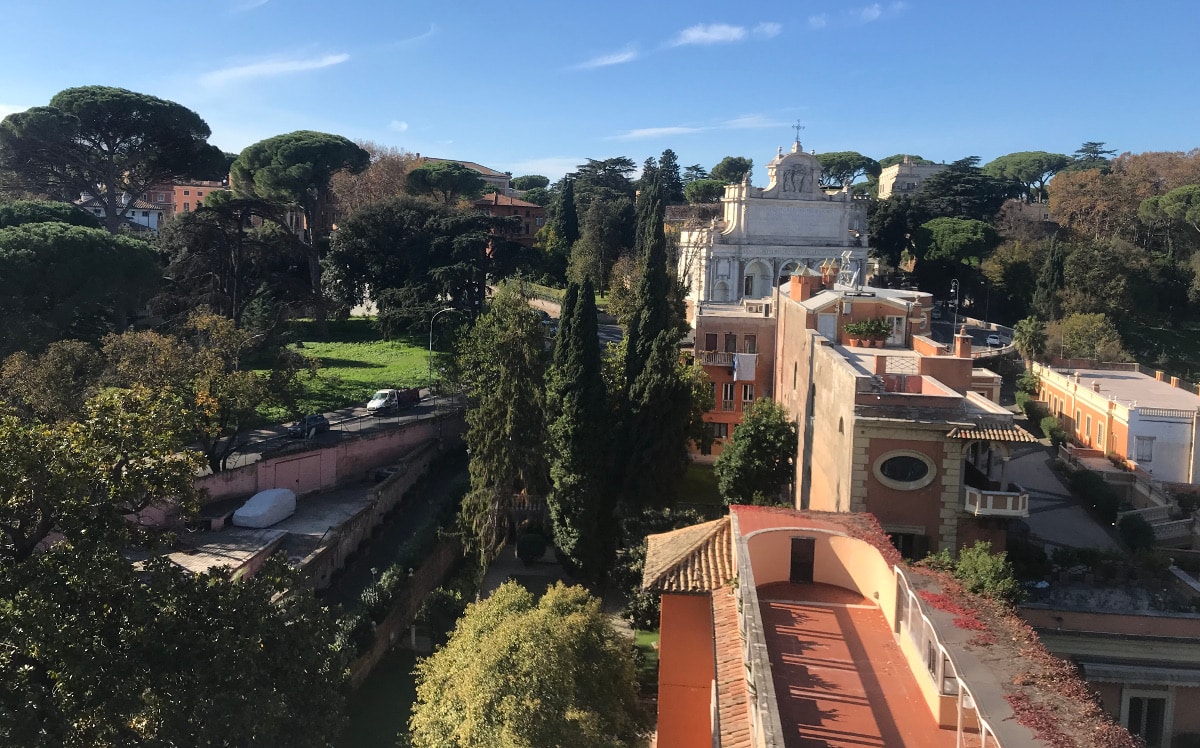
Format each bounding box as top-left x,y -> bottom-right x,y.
1012,316 -> 1048,360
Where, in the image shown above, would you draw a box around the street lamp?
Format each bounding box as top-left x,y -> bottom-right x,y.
428,307 -> 457,394
949,279 -> 960,333
979,279 -> 992,325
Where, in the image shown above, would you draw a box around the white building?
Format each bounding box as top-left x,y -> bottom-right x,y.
77,193 -> 166,232
677,141 -> 870,324
877,157 -> 946,200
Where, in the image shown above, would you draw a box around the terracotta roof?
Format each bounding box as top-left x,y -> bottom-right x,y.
641,517 -> 732,593
474,194 -> 543,209
947,425 -> 1038,443
712,588 -> 753,747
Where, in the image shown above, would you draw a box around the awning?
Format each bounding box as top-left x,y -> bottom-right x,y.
947,425 -> 1038,443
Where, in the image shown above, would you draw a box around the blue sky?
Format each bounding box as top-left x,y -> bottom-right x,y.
1,1 -> 1197,183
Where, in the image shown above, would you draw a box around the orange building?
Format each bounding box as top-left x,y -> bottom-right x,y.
472,193 -> 546,247
643,506 -> 1135,747
774,268 -> 1029,556
1032,362 -> 1200,485
690,296 -> 777,459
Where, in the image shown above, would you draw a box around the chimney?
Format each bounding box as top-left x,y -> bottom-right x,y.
1156,370 -> 1165,381
954,332 -> 972,359
1073,373 -> 1081,384
1092,381 -> 1101,393
1171,376 -> 1181,388
790,268 -> 823,303
875,355 -> 888,376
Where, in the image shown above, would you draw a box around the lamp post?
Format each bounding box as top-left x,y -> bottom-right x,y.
979,278 -> 992,325
949,279 -> 960,333
428,307 -> 456,394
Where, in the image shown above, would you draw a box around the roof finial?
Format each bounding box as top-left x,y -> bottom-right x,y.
793,119 -> 805,144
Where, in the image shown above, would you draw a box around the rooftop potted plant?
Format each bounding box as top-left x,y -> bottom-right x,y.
843,320 -> 872,346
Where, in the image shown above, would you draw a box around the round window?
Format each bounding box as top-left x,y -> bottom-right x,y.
880,456 -> 928,482
873,450 -> 937,490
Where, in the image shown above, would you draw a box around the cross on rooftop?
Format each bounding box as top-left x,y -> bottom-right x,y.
793,120 -> 805,143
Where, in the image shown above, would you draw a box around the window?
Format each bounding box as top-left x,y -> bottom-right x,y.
874,451 -> 937,490
1097,424 -> 1104,450
197,191 -> 204,197
743,275 -> 754,296
1085,415 -> 1092,443
183,190 -> 190,196
142,211 -> 149,217
1136,436 -> 1155,463
723,333 -> 737,353
1124,692 -> 1169,748
1075,410 -> 1081,431
742,384 -> 754,402
704,333 -> 717,351
940,654 -> 959,696
744,334 -> 757,354
708,422 -> 729,440
722,383 -> 735,411
183,202 -> 190,212
792,362 -> 797,389
535,216 -> 545,226
925,636 -> 938,677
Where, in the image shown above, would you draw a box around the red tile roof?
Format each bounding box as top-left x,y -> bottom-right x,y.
712,589 -> 753,748
473,193 -> 543,209
642,518 -> 732,593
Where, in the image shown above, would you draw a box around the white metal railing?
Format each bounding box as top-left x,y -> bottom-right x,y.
1117,505 -> 1172,524
1152,519 -> 1194,540
963,486 -> 1029,517
699,351 -> 735,367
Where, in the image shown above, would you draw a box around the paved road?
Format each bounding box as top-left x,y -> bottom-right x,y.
929,320 -> 1009,350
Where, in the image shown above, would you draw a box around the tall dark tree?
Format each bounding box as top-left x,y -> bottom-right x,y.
1033,239 -> 1065,321
658,148 -> 685,203
230,131 -> 370,320
682,164 -> 709,183
620,174 -> 693,510
982,151 -> 1070,202
155,193 -> 309,327
546,279 -> 613,579
916,156 -> 1015,222
567,194 -> 631,293
0,86 -> 224,233
713,399 -> 798,505
815,151 -> 881,188
457,287 -> 549,560
404,161 -> 486,204
867,195 -> 926,270
1063,141 -> 1117,173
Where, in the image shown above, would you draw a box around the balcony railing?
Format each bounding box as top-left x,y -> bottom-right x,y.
964,486 -> 1029,517
698,351 -> 735,367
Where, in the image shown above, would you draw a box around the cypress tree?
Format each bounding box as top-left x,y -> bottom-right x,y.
546,279 -> 612,579
624,174 -> 675,391
1033,239 -> 1065,321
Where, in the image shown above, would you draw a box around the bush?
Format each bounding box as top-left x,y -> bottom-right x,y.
1023,398 -> 1047,423
953,541 -> 1025,605
1040,415 -> 1066,447
1015,391 -> 1031,411
1118,514 -> 1156,551
1016,369 -> 1041,395
624,590 -> 661,631
516,531 -> 548,565
360,580 -> 394,624
418,587 -> 467,646
336,609 -> 376,657
1067,469 -> 1123,523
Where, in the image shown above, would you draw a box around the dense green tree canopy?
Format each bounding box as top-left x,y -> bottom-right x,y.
982,151 -> 1071,201
1012,316 -> 1048,360
710,155 -> 753,185
519,186 -> 551,206
0,86 -> 224,232
713,399 -> 797,505
156,194 -> 309,327
409,581 -> 648,748
0,222 -> 161,355
917,157 -> 1016,221
0,340 -> 104,422
878,154 -> 934,169
512,174 -> 549,191
0,199 -> 101,229
1063,141 -> 1117,173
682,164 -> 709,183
657,148 -> 685,203
916,217 -> 998,267
684,178 -> 725,204
404,161 -> 486,204
815,151 -> 881,188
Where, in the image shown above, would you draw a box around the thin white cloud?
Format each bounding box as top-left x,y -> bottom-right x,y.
723,114 -> 784,130
200,52 -> 349,88
230,0 -> 268,12
389,120 -> 409,133
858,4 -> 883,22
754,22 -> 782,38
574,47 -> 638,70
611,126 -> 704,141
609,113 -> 783,141
808,14 -> 829,29
671,23 -> 747,46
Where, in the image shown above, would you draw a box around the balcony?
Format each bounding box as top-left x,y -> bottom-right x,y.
963,485 -> 1029,517
698,351 -> 734,367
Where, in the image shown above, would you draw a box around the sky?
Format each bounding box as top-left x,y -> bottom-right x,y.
1,1 -> 1198,184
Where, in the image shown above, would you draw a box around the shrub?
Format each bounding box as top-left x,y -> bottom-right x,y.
953,541 -> 1025,605
1040,415 -> 1066,447
418,587 -> 467,647
624,590 -> 661,631
1015,391 -> 1030,410
1016,369 -> 1041,396
1118,514 -> 1156,551
1067,469 -> 1123,523
360,580 -> 394,624
336,609 -> 376,657
516,531 -> 548,565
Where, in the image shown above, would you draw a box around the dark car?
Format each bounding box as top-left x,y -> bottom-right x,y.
287,414 -> 331,438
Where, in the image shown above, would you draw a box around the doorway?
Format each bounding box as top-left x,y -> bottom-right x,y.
789,536 -> 816,584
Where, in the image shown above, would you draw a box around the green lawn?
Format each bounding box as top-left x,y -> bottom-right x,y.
510,280 -> 609,311
259,318 -> 435,419
633,630 -> 660,696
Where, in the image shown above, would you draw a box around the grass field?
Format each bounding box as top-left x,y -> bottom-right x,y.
260,318 -> 435,419
515,280 -> 610,311
633,630 -> 661,696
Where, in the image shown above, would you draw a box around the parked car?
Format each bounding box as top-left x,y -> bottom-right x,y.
287,414 -> 330,438
232,488 -> 296,528
986,334 -> 1002,347
367,387 -> 421,415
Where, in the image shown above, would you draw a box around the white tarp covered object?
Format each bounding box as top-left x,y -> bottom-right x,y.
232,488 -> 296,528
